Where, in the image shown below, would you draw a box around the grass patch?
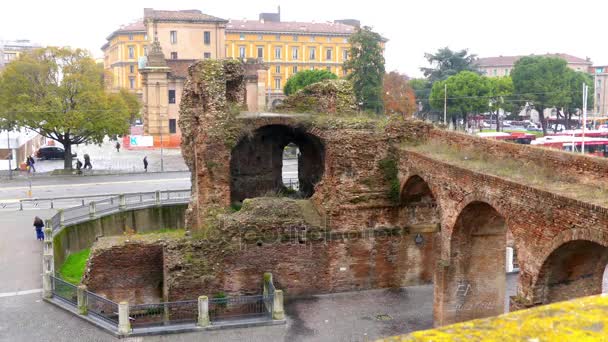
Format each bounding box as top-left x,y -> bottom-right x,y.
406,140 -> 608,207
59,248 -> 90,285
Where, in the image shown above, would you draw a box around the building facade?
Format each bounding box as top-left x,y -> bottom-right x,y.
476,53 -> 592,77
101,21 -> 148,97
225,10 -> 358,102
593,66 -> 608,116
0,39 -> 40,70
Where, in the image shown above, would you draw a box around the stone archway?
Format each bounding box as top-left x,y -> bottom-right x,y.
534,240 -> 608,304
230,124 -> 325,203
436,201 -> 507,325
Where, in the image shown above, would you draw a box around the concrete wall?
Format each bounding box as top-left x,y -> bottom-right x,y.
53,204 -> 186,267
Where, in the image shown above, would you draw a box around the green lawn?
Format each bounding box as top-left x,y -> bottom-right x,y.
58,248 -> 90,285
479,128 -> 544,137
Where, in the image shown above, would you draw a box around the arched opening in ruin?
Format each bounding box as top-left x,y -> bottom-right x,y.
535,240 -> 608,304
230,124 -> 325,204
441,201 -> 508,323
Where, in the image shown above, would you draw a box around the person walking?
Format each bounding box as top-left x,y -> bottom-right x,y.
27,156 -> 36,173
83,153 -> 92,169
75,158 -> 83,174
115,141 -> 121,152
33,216 -> 44,241
143,156 -> 148,172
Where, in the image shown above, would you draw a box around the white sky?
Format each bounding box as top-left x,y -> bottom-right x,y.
2,0 -> 607,77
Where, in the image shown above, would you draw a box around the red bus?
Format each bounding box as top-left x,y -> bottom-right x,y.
477,132 -> 536,144
531,136 -> 608,157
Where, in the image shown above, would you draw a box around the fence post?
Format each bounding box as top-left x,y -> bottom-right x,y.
198,295 -> 210,327
89,201 -> 96,218
155,191 -> 161,205
118,301 -> 131,335
119,194 -> 126,210
58,209 -> 65,227
43,225 -> 54,274
263,272 -> 273,297
42,271 -> 52,299
272,289 -> 285,320
77,285 -> 88,315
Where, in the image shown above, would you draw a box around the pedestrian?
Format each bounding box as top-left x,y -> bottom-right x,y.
75,158 -> 83,174
33,216 -> 44,241
115,141 -> 121,152
83,153 -> 92,169
27,156 -> 36,173
143,156 -> 148,172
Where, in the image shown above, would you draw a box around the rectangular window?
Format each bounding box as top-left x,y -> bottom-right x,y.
257,34 -> 263,40
128,46 -> 135,59
505,68 -> 510,75
204,31 -> 211,45
342,68 -> 347,76
239,34 -> 245,40
493,69 -> 497,76
169,119 -> 177,134
168,90 -> 176,104
292,47 -> 299,60
293,36 -> 299,41
257,46 -> 264,58
326,66 -> 331,72
239,46 -> 246,59
293,66 -> 298,74
129,77 -> 135,89
342,50 -> 348,61
310,36 -> 315,42
204,52 -> 211,59
128,34 -> 134,41
326,48 -> 333,61
144,33 -> 148,40
326,37 -> 332,42
129,65 -> 134,73
309,47 -> 316,60
275,46 -> 282,59
276,34 -> 281,40
170,31 -> 177,44
275,65 -> 281,74
275,77 -> 281,90
171,52 -> 178,59
143,46 -> 148,56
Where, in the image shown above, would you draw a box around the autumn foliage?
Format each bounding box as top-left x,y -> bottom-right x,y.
383,71 -> 417,117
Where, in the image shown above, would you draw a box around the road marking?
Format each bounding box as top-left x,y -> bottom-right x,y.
0,177 -> 190,192
0,288 -> 43,298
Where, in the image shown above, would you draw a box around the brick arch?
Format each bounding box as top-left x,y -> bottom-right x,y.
530,228 -> 608,304
229,123 -> 325,203
399,172 -> 444,219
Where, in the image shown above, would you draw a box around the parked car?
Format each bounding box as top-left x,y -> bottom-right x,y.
36,146 -> 77,160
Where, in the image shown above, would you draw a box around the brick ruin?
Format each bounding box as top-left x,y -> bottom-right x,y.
84,59 -> 608,328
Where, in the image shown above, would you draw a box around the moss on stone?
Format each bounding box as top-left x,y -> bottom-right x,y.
378,155 -> 400,204
380,295 -> 608,341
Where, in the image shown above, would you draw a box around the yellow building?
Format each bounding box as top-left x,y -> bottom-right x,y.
101,21 -> 148,97
225,11 -> 359,103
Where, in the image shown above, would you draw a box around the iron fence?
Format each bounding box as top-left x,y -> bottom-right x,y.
209,295 -> 272,322
51,275 -> 77,306
129,300 -> 198,328
86,291 -> 119,326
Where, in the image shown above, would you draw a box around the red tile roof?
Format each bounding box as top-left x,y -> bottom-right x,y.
166,59 -> 196,79
477,53 -> 591,67
104,20 -> 146,43
226,19 -> 356,35
144,8 -> 227,23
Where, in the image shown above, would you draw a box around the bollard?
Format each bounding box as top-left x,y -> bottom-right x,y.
197,296 -> 210,327
118,301 -> 131,335
58,209 -> 65,227
89,201 -> 96,218
77,285 -> 88,315
272,289 -> 285,320
155,191 -> 161,205
119,194 -> 126,210
42,271 -> 52,299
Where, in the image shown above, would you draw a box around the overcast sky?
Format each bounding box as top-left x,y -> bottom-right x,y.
2,0 -> 607,77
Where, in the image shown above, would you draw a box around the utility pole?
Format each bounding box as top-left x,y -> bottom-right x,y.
443,83 -> 447,125
6,130 -> 12,180
582,83 -> 588,154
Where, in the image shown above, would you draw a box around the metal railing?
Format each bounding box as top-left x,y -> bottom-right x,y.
86,290 -> 119,326
129,300 -> 199,328
209,295 -> 273,322
48,189 -> 191,233
51,275 -> 77,306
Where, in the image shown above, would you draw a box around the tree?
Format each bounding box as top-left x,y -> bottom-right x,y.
429,71 -> 489,126
383,71 -> 416,118
487,77 -> 514,131
556,70 -> 594,129
511,56 -> 572,135
118,88 -> 142,124
0,47 -> 133,169
421,47 -> 478,83
344,26 -> 386,113
283,69 -> 337,96
409,78 -> 432,118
